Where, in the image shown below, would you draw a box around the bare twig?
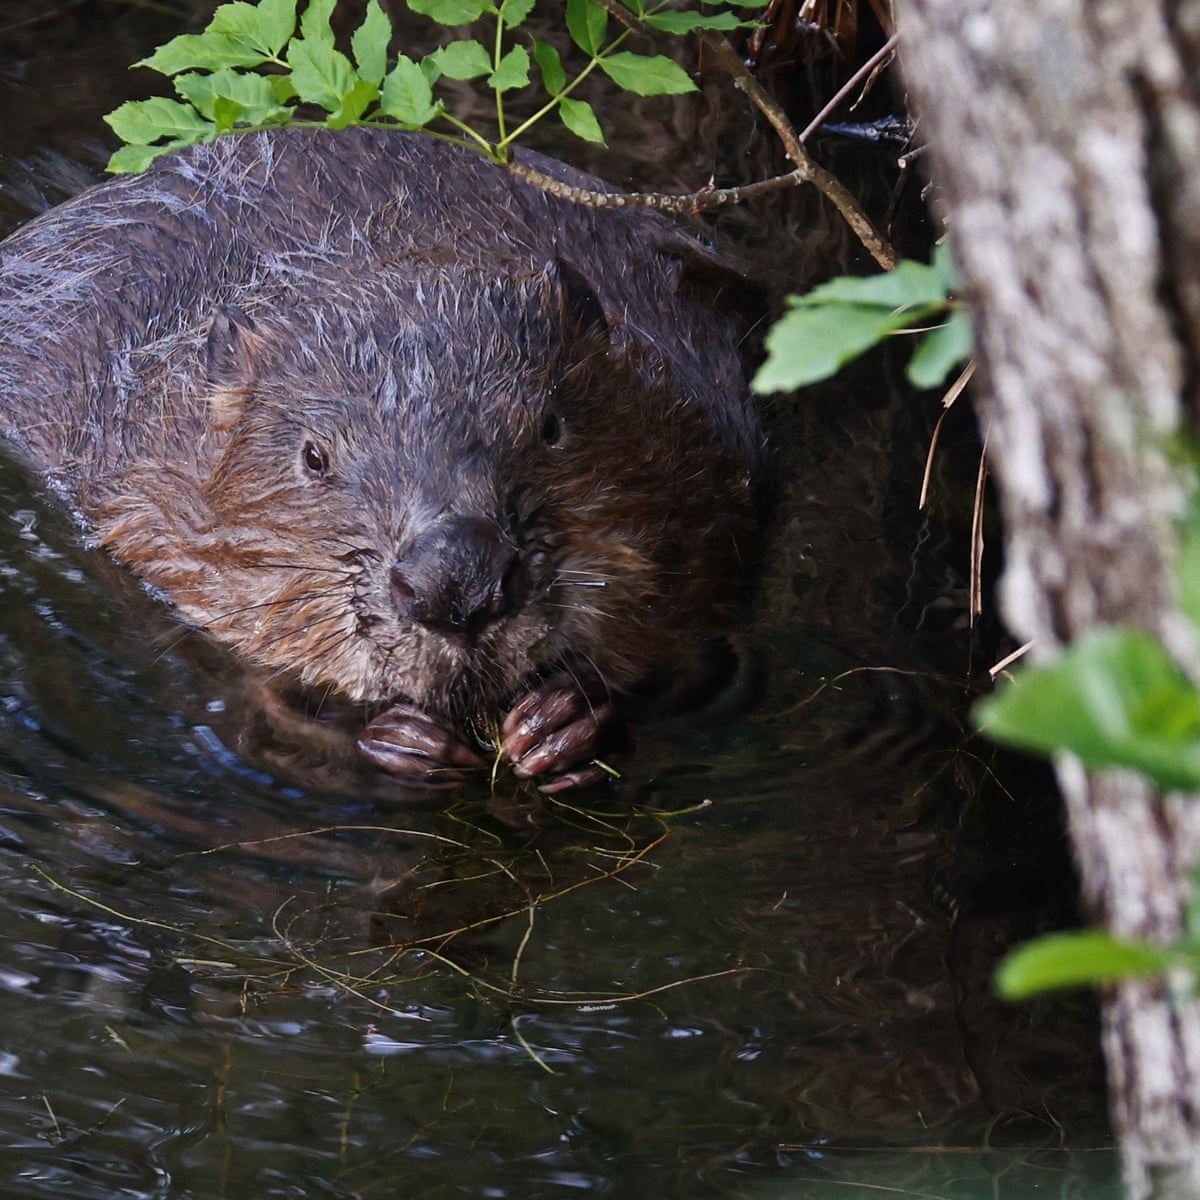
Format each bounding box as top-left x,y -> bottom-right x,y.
525,0 -> 898,269
990,640 -> 1034,680
919,359 -> 976,508
506,159 -> 810,214
919,405 -> 951,511
588,0 -> 642,33
969,432 -> 988,623
799,32 -> 899,143
699,32 -> 897,269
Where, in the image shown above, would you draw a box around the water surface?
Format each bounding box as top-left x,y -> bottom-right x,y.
0,4 -> 1117,1197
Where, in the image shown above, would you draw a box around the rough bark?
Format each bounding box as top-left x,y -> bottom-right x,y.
896,1 -> 1200,1194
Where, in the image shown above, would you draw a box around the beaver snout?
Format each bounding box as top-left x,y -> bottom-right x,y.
389,515 -> 525,641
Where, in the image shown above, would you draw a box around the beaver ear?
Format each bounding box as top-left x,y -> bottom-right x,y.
545,258 -> 608,342
656,244 -> 768,349
205,306 -> 264,431
503,262 -> 608,359
205,305 -> 262,389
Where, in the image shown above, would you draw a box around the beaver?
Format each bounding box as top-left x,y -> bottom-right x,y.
0,127 -> 763,791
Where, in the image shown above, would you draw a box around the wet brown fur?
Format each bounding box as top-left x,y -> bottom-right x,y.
0,129 -> 763,725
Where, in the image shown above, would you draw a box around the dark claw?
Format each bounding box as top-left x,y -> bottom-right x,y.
358,703 -> 485,786
502,684 -> 596,761
536,763 -> 611,794
502,680 -> 617,789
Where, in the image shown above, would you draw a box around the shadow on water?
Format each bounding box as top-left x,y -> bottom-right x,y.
0,2 -> 1120,1197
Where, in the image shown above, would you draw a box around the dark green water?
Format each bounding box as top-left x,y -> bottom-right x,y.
0,3 -> 1120,1197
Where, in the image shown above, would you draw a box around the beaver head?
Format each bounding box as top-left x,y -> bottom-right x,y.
93,259 -> 757,723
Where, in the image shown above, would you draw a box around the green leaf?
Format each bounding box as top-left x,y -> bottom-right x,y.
430,39 -> 493,80
532,38 -> 566,93
599,50 -> 696,95
270,73 -> 299,102
104,97 -> 215,145
558,96 -> 604,143
566,0 -> 608,55
380,55 -> 440,125
172,72 -> 219,119
212,94 -> 242,133
752,300 -> 918,392
407,0 -> 492,23
256,0 -> 300,51
642,9 -> 743,33
106,142 -> 177,174
749,254 -> 962,391
288,38 -> 356,111
1188,865 -> 1200,940
1177,493 -> 1200,636
930,239 -> 960,292
803,257 -> 952,310
906,306 -> 974,389
175,68 -> 289,124
618,0 -> 645,14
420,55 -> 444,85
327,77 -> 380,128
976,627 -> 1200,792
488,45 -> 530,91
995,931 -> 1180,999
351,0 -> 392,86
135,32 -> 271,74
499,0 -> 536,27
209,0 -> 298,57
299,0 -> 336,49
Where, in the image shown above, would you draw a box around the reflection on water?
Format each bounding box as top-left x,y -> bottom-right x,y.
0,2 -> 1117,1197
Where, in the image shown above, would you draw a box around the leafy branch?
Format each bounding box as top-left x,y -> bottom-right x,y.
976,496 -> 1200,1000
751,242 -> 973,395
104,0 -> 758,172
103,0 -> 905,274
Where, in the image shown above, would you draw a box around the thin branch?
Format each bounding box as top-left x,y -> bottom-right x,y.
504,158 -> 809,213
989,640 -> 1034,681
799,32 -> 900,143
919,359 -> 975,509
588,0 -> 641,34
544,0 -> 897,269
698,32 -> 897,269
970,432 -> 988,623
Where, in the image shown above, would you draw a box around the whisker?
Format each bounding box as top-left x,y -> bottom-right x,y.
555,658 -> 607,726
575,650 -> 614,704
542,606 -> 616,626
149,621 -> 203,665
312,681 -> 339,719
546,574 -> 595,591
205,583 -> 352,627
227,559 -> 355,576
246,610 -> 351,659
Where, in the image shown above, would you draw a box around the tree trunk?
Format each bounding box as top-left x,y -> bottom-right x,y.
896,1 -> 1200,1194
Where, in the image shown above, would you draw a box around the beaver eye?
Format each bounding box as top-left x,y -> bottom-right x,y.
303,440 -> 330,477
541,412 -> 563,446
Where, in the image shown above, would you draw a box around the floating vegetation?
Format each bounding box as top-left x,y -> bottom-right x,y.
31,788 -> 739,1061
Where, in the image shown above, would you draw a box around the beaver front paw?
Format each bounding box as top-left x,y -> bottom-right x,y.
502,679 -> 617,793
358,704 -> 485,786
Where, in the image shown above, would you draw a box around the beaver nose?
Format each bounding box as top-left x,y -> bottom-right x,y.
390,516 -> 524,638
